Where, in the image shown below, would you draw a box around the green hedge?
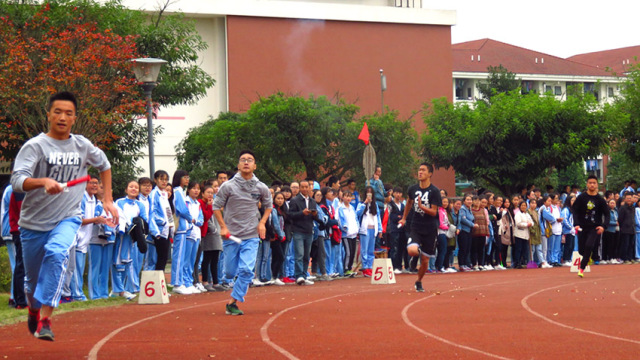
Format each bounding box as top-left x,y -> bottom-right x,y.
0,246 -> 11,293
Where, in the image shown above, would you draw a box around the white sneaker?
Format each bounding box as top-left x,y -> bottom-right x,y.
600,260 -> 608,265
195,283 -> 206,292
263,279 -> 275,285
445,267 -> 457,273
473,265 -> 480,271
173,285 -> 187,294
273,278 -> 285,286
541,262 -> 553,269
186,285 -> 199,294
307,275 -> 317,280
562,261 -> 571,267
122,291 -> 136,301
394,269 -> 402,274
252,278 -> 264,286
304,279 -> 315,285
296,277 -> 305,285
484,265 -> 494,270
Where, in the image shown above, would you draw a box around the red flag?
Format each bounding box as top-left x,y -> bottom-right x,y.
358,122 -> 370,145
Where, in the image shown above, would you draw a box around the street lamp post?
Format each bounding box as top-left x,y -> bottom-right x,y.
131,58 -> 167,178
380,69 -> 387,114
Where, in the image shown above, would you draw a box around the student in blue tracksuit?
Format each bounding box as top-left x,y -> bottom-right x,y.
149,170 -> 173,273
338,191 -> 361,277
170,171 -> 196,295
70,176 -> 104,301
138,177 -> 158,271
182,181 -> 204,294
112,180 -> 147,301
88,182 -> 115,300
538,195 -> 556,268
1,185 -> 16,307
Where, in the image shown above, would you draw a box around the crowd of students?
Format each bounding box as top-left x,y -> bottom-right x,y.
3,166 -> 640,306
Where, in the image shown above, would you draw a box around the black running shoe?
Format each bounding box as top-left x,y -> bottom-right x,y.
35,317 -> 54,341
415,281 -> 425,293
27,308 -> 40,335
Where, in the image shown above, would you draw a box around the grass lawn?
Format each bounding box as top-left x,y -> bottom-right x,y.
0,292 -> 129,327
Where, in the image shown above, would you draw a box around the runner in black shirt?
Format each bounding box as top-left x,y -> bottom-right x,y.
572,175 -> 610,277
400,163 -> 441,292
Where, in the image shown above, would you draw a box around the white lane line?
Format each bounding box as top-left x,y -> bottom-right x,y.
521,280 -> 640,345
630,287 -> 640,305
88,289 -> 290,360
260,289 -> 380,360
401,280 -> 518,360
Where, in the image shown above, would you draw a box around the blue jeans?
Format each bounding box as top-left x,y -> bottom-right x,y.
293,232 -> 314,279
255,239 -> 272,281
435,234 -> 448,270
20,217 -> 82,308
223,238 -> 259,302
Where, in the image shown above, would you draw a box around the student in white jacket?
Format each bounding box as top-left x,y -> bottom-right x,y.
513,201 -> 533,268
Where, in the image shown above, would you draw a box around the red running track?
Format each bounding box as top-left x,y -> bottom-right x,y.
1,264 -> 639,359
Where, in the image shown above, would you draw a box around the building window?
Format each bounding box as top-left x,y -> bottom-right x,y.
521,81 -> 534,94
544,84 -> 553,93
554,86 -> 562,96
608,87 -> 614,97
467,88 -> 472,99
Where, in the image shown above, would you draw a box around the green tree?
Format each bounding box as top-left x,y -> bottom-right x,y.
176,93 -> 419,189
615,61 -> 640,161
476,64 -> 521,102
606,152 -> 640,192
421,90 -> 619,197
0,0 -> 214,182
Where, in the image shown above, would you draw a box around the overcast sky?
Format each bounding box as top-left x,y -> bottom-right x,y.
429,0 -> 640,58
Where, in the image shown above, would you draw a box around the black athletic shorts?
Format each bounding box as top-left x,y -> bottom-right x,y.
408,228 -> 437,257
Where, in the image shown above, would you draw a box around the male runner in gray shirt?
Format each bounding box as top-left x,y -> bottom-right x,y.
213,150 -> 271,315
11,91 -> 118,341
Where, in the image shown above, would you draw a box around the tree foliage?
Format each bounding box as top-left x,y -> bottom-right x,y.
476,64 -> 521,102
615,61 -> 640,161
176,93 -> 419,189
421,90 -> 620,196
0,0 -> 215,180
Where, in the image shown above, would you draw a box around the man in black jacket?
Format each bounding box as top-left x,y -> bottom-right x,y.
288,180 -> 319,285
573,175 -> 610,277
617,192 -> 636,263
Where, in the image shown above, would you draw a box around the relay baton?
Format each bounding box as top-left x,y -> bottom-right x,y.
44,175 -> 92,193
225,234 -> 242,244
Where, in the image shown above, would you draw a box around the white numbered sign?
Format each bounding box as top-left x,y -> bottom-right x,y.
138,270 -> 170,304
371,258 -> 396,285
569,251 -> 591,273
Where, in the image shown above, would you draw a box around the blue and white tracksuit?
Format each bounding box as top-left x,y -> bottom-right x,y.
635,208 -> 640,259
171,188 -> 203,287
185,195 -> 203,286
112,197 -> 148,294
88,201 -> 115,300
547,205 -> 563,264
139,193 -> 159,271
1,185 -> 15,301
538,205 -> 555,264
69,192 -> 99,301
